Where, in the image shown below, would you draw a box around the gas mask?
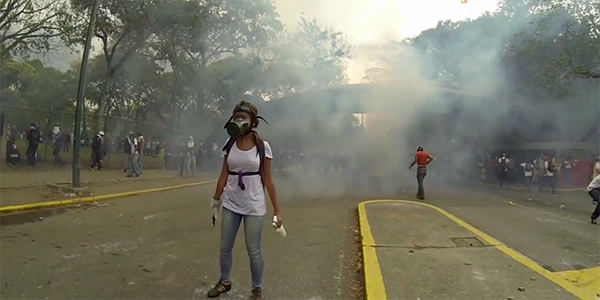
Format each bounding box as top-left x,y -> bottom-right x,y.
223,103 -> 269,137
225,117 -> 251,137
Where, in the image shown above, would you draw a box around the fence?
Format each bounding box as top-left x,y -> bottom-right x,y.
0,104 -> 222,170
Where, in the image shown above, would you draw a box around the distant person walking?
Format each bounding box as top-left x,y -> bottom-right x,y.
497,153 -> 509,188
51,126 -> 65,164
126,131 -> 141,177
90,131 -> 104,170
538,155 -> 556,195
586,175 -> 600,224
520,160 -> 534,192
137,132 -> 145,174
409,146 -> 434,200
25,123 -> 41,165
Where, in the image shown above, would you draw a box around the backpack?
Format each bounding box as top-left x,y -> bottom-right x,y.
547,161 -> 554,173
29,129 -> 40,146
92,135 -> 102,149
123,138 -> 131,154
525,163 -> 533,172
499,158 -> 508,171
222,131 -> 266,190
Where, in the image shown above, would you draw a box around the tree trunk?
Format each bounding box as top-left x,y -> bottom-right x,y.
95,75 -> 113,134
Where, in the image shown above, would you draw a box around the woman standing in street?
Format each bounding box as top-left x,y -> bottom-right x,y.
208,101 -> 282,300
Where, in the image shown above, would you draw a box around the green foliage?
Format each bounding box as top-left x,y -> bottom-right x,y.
1,0 -> 352,139
0,0 -> 71,59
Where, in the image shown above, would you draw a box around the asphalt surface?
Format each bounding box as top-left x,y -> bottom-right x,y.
367,202 -> 578,299
1,171 -> 599,299
0,173 -> 364,300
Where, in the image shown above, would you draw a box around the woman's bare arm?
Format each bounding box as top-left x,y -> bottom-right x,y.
212,157 -> 229,200
263,158 -> 280,214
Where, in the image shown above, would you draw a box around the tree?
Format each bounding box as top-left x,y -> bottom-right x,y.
498,0 -> 600,95
62,0 -> 161,132
149,0 -> 284,119
285,16 -> 352,89
0,0 -> 70,59
0,51 -> 34,104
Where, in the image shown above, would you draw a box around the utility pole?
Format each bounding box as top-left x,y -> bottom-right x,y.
72,0 -> 100,187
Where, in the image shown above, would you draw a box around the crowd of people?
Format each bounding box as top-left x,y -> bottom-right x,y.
481,152 -> 600,194
2,123 -> 226,177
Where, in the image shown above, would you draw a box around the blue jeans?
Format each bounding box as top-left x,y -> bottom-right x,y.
220,208 -> 264,289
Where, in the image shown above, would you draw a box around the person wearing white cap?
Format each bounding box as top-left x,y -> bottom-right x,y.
90,131 -> 104,170
183,135 -> 196,175
51,126 -> 64,164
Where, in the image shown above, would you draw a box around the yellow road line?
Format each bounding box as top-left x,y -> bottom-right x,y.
357,199 -> 599,300
357,201 -> 387,300
553,267 -> 600,296
0,180 -> 217,214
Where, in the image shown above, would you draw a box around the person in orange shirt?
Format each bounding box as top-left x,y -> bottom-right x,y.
409,146 -> 435,200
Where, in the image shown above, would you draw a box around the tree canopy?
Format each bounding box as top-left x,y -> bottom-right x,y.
0,0 -> 597,143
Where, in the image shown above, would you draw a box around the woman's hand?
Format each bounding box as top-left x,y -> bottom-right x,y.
273,211 -> 283,228
210,198 -> 222,224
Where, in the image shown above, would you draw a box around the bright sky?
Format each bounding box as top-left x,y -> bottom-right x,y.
274,0 -> 500,83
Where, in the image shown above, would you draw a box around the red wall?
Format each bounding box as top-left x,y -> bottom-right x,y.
562,160 -> 595,187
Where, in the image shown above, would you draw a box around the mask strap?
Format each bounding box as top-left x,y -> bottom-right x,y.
223,116 -> 233,129
256,116 -> 269,125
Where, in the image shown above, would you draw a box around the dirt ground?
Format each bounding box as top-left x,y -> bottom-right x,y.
0,171 -> 598,299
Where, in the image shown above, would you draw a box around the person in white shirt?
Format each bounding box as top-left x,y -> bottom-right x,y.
126,131 -> 141,177
532,153 -> 545,183
593,157 -> 600,179
520,160 -> 534,192
562,156 -> 573,186
208,101 -> 281,300
538,156 -> 556,195
586,175 -> 600,224
498,153 -> 509,188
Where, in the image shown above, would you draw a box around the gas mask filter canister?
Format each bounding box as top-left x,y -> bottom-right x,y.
225,118 -> 250,137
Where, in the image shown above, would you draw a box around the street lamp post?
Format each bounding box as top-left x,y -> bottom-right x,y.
72,0 -> 100,188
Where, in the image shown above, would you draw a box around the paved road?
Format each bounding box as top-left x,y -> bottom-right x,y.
0,172 -> 598,299
0,174 -> 364,300
364,201 -> 578,299
429,184 -> 600,273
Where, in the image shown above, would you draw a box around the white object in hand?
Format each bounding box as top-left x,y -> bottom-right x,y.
272,216 -> 286,238
210,198 -> 221,226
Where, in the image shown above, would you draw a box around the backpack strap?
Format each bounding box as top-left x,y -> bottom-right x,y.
222,136 -> 239,156
256,137 -> 266,189
222,131 -> 267,190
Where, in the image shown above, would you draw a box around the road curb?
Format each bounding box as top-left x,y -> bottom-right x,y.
0,180 -> 217,214
480,182 -> 584,192
357,199 -> 597,300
